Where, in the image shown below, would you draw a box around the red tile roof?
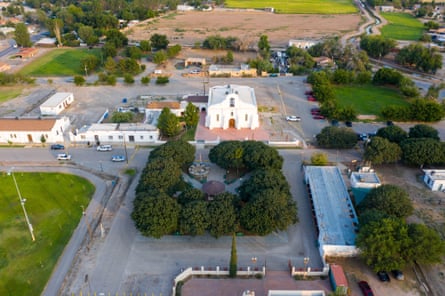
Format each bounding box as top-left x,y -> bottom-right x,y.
146,101 -> 180,109
0,118 -> 56,131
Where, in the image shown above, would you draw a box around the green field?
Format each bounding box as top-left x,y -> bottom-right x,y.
334,84 -> 409,116
18,48 -> 102,76
380,12 -> 424,40
225,0 -> 357,14
0,86 -> 23,104
0,172 -> 95,295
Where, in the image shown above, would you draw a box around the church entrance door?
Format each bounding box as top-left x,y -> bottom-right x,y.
229,118 -> 235,128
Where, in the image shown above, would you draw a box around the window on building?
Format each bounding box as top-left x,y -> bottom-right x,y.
140,136 -> 144,139
216,114 -> 219,121
81,135 -> 86,140
245,114 -> 248,121
231,112 -> 234,117
108,135 -> 113,140
230,98 -> 235,107
118,135 -> 123,140
149,136 -> 153,139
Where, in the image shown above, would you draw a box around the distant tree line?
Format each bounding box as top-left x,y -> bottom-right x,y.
131,140 -> 298,238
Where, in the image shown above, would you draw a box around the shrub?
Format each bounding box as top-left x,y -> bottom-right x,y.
141,76 -> 150,85
156,76 -> 169,84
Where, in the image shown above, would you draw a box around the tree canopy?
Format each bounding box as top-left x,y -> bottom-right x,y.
148,140 -> 195,167
376,125 -> 408,143
131,191 -> 180,238
14,22 -> 32,47
359,35 -> 396,59
157,107 -> 181,137
240,189 -> 297,235
316,126 -> 358,149
238,169 -> 290,202
357,185 -> 413,219
401,138 -> 445,166
364,136 -> 402,165
207,193 -> 238,238
408,124 -> 440,140
183,102 -> 199,128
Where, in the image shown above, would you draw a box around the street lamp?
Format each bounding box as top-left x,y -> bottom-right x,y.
251,257 -> 257,271
303,257 -> 310,278
8,168 -> 35,241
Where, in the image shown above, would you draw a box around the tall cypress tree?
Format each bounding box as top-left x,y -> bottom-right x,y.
229,233 -> 238,278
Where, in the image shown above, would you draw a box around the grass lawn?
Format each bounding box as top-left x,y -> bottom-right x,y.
0,86 -> 23,104
334,84 -> 409,116
0,172 -> 95,295
18,48 -> 102,76
225,0 -> 357,14
380,12 -> 424,40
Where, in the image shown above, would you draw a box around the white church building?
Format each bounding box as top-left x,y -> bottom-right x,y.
205,84 -> 259,130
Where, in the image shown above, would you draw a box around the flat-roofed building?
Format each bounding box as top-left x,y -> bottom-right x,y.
70,123 -> 159,145
304,166 -> 359,258
40,92 -> 74,115
423,169 -> 445,192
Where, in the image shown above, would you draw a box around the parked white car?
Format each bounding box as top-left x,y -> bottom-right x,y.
57,153 -> 72,160
97,145 -> 112,151
111,155 -> 126,162
286,115 -> 301,122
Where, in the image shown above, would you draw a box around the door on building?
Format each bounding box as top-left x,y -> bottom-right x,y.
27,134 -> 33,142
229,118 -> 235,128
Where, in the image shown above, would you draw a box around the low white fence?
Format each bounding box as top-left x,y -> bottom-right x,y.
291,265 -> 330,277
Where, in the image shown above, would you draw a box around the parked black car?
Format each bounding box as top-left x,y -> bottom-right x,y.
377,271 -> 391,282
345,121 -> 352,127
50,144 -> 65,150
391,269 -> 404,280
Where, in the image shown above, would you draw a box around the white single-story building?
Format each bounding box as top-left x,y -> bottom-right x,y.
423,169 -> 445,192
40,92 -> 74,116
0,116 -> 70,144
350,171 -> 381,189
205,84 -> 259,130
70,123 -> 159,145
304,166 -> 359,258
288,39 -> 319,49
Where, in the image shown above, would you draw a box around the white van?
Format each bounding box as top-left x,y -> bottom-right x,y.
97,144 -> 112,151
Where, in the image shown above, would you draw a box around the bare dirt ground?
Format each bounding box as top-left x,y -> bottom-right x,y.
124,10 -> 362,48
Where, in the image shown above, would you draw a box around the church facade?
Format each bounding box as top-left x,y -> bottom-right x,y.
205,84 -> 259,130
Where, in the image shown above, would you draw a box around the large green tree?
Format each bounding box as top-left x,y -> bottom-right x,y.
238,169 -> 290,202
376,125 -> 408,143
149,140 -> 195,167
157,107 -> 181,137
150,33 -> 169,49
258,34 -> 270,59
364,136 -> 402,165
137,158 -> 181,193
14,22 -> 32,47
407,223 -> 445,265
356,218 -> 410,271
179,201 -> 209,236
242,141 -> 283,170
359,35 -> 396,59
357,185 -> 413,219
316,126 -> 358,149
401,138 -> 445,166
177,188 -> 204,205
183,102 -> 199,128
209,141 -> 245,171
132,191 -> 180,238
240,189 -> 297,236
408,124 -> 440,140
207,193 -> 238,238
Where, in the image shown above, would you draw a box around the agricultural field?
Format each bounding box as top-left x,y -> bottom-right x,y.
0,172 -> 94,295
18,48 -> 102,77
224,0 -> 357,14
380,12 -> 424,41
334,84 -> 409,116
